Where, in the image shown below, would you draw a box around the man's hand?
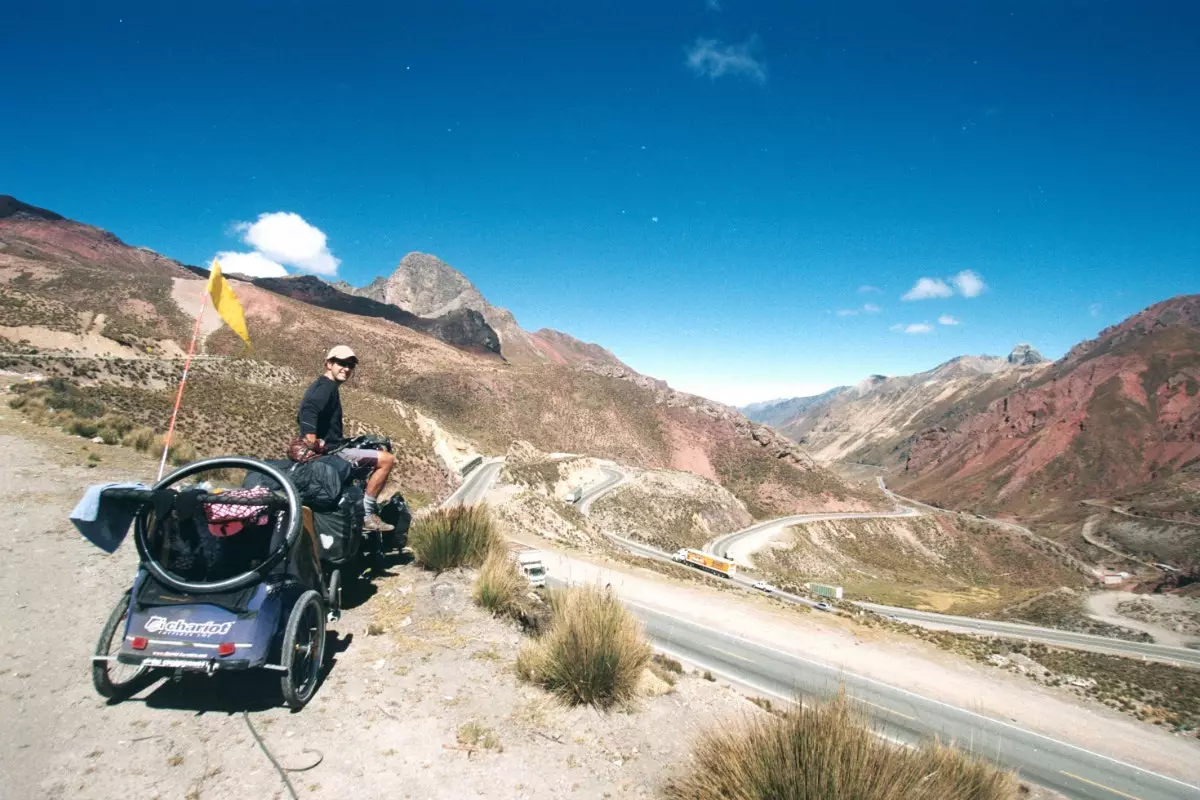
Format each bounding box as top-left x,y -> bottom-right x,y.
303,434 -> 326,454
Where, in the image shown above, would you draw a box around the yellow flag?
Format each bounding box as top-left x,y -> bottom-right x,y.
207,259 -> 252,351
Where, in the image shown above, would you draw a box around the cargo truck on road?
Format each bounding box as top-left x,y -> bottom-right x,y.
672,548 -> 736,578
509,544 -> 548,587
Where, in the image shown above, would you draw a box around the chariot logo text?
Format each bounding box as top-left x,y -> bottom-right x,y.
143,616 -> 234,638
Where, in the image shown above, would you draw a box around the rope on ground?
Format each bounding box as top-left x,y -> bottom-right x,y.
242,711 -> 324,800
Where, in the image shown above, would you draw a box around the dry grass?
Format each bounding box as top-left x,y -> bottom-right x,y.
473,548 -> 528,618
409,504 -> 502,573
516,585 -> 651,709
664,694 -> 1018,800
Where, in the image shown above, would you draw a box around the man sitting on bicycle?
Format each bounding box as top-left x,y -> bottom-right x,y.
298,345 -> 395,532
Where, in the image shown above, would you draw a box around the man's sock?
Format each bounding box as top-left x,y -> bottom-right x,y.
363,493 -> 379,517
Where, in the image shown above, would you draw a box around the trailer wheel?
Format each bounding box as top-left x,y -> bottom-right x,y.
281,590 -> 325,710
92,590 -> 151,700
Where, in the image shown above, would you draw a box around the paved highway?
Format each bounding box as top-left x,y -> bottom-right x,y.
576,466 -> 628,514
861,603 -> 1200,667
706,507 -> 919,566
441,458 -> 504,508
627,599 -> 1200,800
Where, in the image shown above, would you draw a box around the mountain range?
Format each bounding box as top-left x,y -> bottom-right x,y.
0,194 -> 876,518
742,344 -> 1050,467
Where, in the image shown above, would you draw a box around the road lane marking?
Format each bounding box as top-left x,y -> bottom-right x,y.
1059,771 -> 1143,800
853,697 -> 914,721
706,644 -> 755,663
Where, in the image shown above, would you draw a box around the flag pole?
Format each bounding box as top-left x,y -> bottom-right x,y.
157,282 -> 210,481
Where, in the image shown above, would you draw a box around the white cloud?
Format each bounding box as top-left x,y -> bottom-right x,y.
902,277 -> 954,300
706,0 -> 721,9
686,37 -> 766,83
1089,302 -> 1102,317
951,269 -> 987,298
891,323 -> 934,334
836,309 -> 858,317
858,285 -> 881,294
862,303 -> 881,313
938,314 -> 959,326
215,251 -> 288,278
237,211 -> 340,276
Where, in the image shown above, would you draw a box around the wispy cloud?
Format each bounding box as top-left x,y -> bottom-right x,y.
938,314 -> 959,326
951,269 -> 987,298
214,251 -> 288,278
235,211 -> 340,276
1089,303 -> 1102,317
902,278 -> 953,301
891,323 -> 934,334
837,303 -> 881,317
902,270 -> 988,301
706,0 -> 721,9
686,37 -> 766,83
858,285 -> 881,294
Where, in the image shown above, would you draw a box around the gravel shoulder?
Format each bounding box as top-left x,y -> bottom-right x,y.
1087,591 -> 1200,649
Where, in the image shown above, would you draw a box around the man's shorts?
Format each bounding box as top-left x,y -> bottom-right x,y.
336,447 -> 381,478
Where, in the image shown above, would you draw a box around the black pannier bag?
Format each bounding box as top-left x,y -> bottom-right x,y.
312,483 -> 364,565
243,456 -> 351,511
378,493 -> 412,536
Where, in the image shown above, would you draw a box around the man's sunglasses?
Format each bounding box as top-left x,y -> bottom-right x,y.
331,358 -> 358,369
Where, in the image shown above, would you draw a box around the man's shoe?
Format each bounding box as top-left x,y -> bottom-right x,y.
363,514 -> 394,533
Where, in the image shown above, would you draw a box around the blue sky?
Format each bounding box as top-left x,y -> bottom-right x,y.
3,2 -> 1197,405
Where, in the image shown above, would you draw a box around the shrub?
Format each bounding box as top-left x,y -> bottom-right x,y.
663,694 -> 1018,800
474,547 -> 527,619
156,436 -> 199,466
516,585 -> 650,709
69,418 -> 99,438
127,427 -> 157,452
170,439 -> 198,465
408,504 -> 501,573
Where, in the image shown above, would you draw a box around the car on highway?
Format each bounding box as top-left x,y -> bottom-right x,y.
751,580 -> 774,593
815,601 -> 832,611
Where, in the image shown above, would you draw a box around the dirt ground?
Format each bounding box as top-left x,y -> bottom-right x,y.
0,407 -> 757,800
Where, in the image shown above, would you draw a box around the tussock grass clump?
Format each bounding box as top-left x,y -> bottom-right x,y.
409,504 -> 501,572
157,437 -> 198,466
664,694 -> 1018,800
474,547 -> 527,618
127,426 -> 157,452
516,585 -> 650,709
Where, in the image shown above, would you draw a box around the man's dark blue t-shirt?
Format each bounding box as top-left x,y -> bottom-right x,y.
297,376 -> 344,445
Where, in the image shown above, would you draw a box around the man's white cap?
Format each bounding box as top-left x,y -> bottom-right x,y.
326,345 -> 358,362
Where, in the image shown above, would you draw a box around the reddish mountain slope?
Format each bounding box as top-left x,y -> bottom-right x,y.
899,296 -> 1200,514
1,196 -> 881,518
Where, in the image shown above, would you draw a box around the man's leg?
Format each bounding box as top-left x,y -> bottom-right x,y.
337,448 -> 395,532
363,451 -> 396,529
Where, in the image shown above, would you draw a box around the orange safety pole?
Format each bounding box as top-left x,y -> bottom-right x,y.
157,285 -> 210,480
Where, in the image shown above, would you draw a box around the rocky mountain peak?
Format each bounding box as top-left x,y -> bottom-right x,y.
366,252 -> 487,319
1007,343 -> 1046,366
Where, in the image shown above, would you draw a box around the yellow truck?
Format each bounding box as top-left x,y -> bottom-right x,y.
673,548 -> 736,578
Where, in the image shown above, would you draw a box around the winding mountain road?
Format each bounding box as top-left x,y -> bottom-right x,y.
441,458 -> 504,508
572,468 -> 1200,665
